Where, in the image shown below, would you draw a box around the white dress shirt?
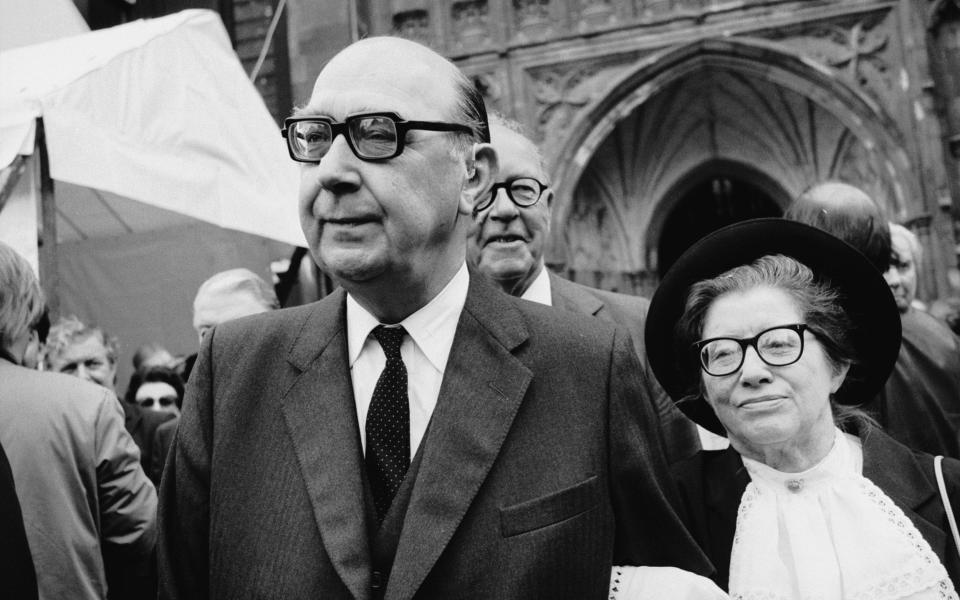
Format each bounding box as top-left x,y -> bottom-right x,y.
519,262 -> 552,305
347,262 -> 469,454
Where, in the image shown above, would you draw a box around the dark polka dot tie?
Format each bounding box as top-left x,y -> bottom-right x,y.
365,325 -> 410,523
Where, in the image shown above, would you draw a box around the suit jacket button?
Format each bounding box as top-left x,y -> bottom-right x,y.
371,570 -> 384,590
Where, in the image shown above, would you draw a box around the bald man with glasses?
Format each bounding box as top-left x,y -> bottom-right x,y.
159,37 -> 713,600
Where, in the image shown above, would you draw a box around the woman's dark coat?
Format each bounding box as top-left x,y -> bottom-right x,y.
673,424 -> 960,590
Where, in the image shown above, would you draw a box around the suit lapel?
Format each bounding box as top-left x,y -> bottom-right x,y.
549,272 -> 603,317
279,289 -> 372,600
386,274 -> 532,600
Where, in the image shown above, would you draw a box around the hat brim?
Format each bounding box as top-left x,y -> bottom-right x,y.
645,218 -> 901,437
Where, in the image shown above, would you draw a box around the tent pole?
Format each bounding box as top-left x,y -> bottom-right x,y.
36,118 -> 59,318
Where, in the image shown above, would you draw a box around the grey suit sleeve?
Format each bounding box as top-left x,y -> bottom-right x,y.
158,331 -> 215,599
607,327 -> 714,576
94,390 -> 157,555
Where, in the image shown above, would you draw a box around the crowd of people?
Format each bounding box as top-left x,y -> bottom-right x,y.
2,34 -> 960,600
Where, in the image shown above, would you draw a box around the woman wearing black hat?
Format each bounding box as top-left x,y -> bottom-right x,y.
617,218 -> 960,599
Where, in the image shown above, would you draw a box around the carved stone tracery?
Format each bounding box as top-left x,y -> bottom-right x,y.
528,60 -> 637,147
766,12 -> 896,110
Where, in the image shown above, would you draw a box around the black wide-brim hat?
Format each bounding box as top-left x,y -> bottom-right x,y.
645,218 -> 901,436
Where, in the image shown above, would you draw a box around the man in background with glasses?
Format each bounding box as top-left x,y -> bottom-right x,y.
467,115 -> 701,465
158,36 -> 713,599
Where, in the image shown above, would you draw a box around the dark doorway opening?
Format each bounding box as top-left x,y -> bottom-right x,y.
657,175 -> 782,276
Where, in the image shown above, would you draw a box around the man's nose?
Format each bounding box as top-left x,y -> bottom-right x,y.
316,134 -> 362,193
489,188 -> 519,221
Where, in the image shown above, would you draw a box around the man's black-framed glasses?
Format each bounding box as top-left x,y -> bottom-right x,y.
693,324 -> 810,377
282,112 -> 474,163
474,177 -> 549,213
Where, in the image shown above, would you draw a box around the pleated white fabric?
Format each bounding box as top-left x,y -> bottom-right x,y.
729,428 -> 957,600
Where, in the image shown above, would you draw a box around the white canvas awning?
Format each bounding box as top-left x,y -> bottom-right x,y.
0,8 -> 303,248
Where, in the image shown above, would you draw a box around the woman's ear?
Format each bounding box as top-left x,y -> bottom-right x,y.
830,361 -> 852,394
459,143 -> 499,216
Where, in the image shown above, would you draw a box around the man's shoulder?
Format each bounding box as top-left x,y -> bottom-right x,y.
2,363 -> 108,401
466,272 -> 618,349
513,289 -> 620,347
0,363 -> 116,425
550,272 -> 649,315
214,293 -> 341,345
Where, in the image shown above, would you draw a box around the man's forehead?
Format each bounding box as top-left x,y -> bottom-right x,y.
57,334 -> 109,361
302,43 -> 458,119
492,127 -> 545,181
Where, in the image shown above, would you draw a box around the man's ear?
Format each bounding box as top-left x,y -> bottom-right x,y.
542,187 -> 554,208
459,142 -> 498,216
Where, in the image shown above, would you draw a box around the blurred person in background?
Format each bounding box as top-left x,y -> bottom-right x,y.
192,268 -> 279,343
132,342 -> 176,372
177,267 -> 279,381
886,223 -> 924,313
150,268 -> 280,483
786,181 -> 960,458
126,365 -> 184,418
122,365 -> 185,486
45,316 -> 175,471
125,342 -> 176,398
0,242 -> 156,600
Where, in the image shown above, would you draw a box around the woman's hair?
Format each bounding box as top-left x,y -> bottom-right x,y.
0,243 -> 46,352
674,254 -> 859,403
125,364 -> 185,409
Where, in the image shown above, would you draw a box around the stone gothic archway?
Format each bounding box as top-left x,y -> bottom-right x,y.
546,36 -> 920,296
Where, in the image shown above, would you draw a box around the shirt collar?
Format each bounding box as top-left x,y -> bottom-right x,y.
519,262 -> 552,306
347,262 -> 470,372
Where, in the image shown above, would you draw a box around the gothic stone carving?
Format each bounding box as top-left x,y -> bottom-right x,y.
392,9 -> 431,45
527,58 -> 637,149
764,10 -> 897,113
451,0 -> 491,50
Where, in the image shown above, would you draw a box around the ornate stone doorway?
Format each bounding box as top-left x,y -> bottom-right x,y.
547,37 -> 919,297
656,163 -> 784,276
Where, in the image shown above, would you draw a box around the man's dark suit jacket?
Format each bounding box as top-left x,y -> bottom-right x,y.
673,424 -> 960,589
158,272 -> 712,600
548,272 -> 701,463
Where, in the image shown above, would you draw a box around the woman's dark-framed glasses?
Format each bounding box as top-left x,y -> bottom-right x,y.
693,324 -> 809,377
282,112 -> 474,162
474,177 -> 548,213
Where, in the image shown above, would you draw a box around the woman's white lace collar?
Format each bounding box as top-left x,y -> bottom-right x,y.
730,428 -> 956,600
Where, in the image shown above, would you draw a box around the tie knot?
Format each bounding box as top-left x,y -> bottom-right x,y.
373,325 -> 405,360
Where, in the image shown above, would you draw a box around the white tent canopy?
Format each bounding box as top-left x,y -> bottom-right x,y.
0,8 -> 303,249
0,8 -> 306,384
0,0 -> 89,53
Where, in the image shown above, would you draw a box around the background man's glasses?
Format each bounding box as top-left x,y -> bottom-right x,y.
282,112 -> 473,162
474,177 -> 548,213
693,323 -> 810,376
